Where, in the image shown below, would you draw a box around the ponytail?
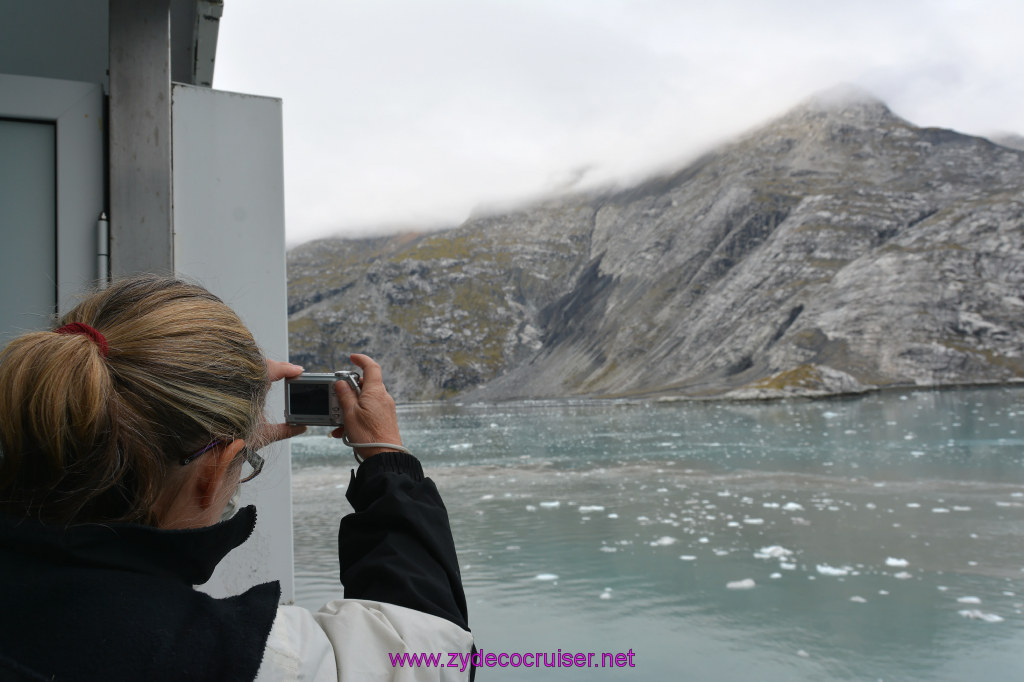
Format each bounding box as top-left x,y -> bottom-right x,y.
0,276 -> 269,525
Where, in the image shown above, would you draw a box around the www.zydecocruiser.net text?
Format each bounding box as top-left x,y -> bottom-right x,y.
389,649 -> 637,672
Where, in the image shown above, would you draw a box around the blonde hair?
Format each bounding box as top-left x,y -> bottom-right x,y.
0,276 -> 269,525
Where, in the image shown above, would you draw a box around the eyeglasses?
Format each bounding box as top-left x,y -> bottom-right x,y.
181,439 -> 265,483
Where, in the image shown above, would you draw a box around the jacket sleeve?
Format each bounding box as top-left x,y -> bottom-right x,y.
256,601 -> 475,682
338,451 -> 470,631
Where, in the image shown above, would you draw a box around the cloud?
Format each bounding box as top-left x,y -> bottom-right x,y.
215,0 -> 1024,245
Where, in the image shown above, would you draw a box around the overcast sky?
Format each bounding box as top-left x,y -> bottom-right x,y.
215,0 -> 1023,246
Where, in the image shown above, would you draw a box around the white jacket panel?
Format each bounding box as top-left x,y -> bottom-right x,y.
255,599 -> 474,682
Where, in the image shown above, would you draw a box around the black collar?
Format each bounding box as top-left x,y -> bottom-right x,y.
0,505 -> 258,586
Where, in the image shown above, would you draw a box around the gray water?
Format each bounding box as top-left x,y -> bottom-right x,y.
290,386 -> 1024,680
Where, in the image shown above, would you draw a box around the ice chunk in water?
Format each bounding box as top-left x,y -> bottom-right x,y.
957,596 -> 982,604
754,546 -> 793,560
578,505 -> 605,513
679,555 -> 697,561
850,596 -> 867,603
816,564 -> 852,577
886,557 -> 909,567
651,536 -> 678,546
727,579 -> 756,590
959,610 -> 1004,623
539,501 -> 560,508
535,573 -> 559,581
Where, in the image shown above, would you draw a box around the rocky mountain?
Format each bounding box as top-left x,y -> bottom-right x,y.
287,88 -> 1024,402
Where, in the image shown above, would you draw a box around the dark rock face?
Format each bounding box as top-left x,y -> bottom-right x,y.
287,89 -> 1024,401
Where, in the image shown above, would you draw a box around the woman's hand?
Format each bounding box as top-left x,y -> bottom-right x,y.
330,354 -> 404,459
261,359 -> 307,445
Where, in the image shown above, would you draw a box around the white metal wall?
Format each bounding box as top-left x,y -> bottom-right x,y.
171,84 -> 295,602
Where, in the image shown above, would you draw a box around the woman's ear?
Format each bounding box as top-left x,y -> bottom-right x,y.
196,438 -> 246,510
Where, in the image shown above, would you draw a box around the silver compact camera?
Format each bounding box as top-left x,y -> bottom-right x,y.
284,370 -> 361,426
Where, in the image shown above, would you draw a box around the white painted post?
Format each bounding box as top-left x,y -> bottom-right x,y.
171,84 -> 294,602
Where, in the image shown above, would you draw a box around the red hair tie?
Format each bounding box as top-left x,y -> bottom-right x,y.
55,322 -> 109,358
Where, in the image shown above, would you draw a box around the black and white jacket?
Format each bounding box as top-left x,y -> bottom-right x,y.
0,451 -> 473,681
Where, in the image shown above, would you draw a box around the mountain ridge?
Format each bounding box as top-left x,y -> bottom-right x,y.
288,89 -> 1024,402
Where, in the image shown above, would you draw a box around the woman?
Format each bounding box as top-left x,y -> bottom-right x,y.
0,276 -> 472,681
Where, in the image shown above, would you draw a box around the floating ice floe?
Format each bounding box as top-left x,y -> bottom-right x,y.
698,537 -> 710,544
679,555 -> 697,561
796,650 -> 810,658
727,579 -> 756,590
650,536 -> 678,547
754,545 -> 794,560
525,505 -> 538,512
780,562 -> 797,570
599,546 -> 617,553
816,564 -> 852,577
599,589 -> 612,600
578,505 -> 605,513
885,557 -> 909,568
480,494 -> 494,500
957,596 -> 982,604
607,513 -> 619,519
893,572 -> 913,580
539,501 -> 560,509
959,610 -> 1004,623
850,596 -> 867,603
932,508 -> 950,514
782,502 -> 805,512
770,573 -> 782,579
535,573 -> 559,581
743,518 -> 765,525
